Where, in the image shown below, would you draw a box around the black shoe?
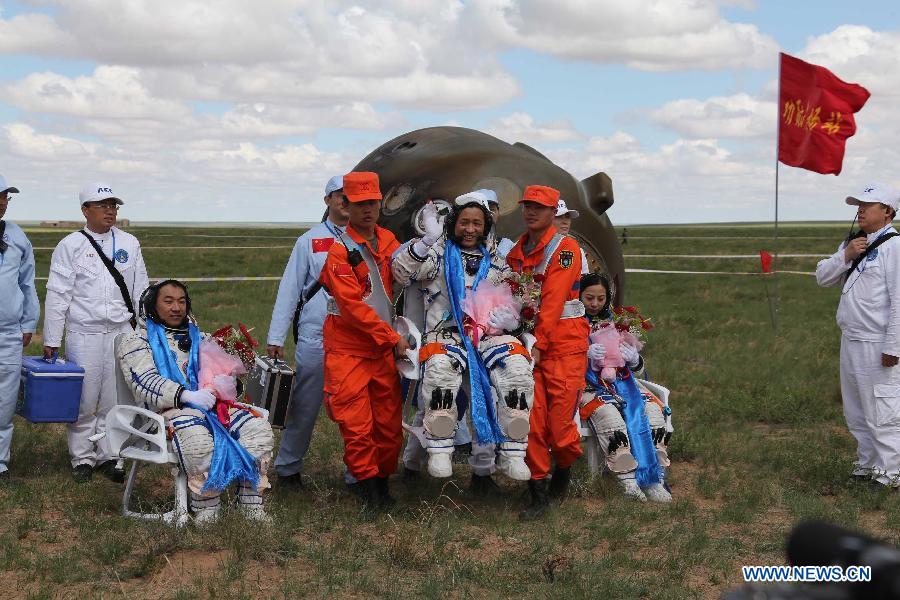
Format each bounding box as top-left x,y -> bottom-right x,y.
519,479 -> 549,521
470,473 -> 502,497
94,460 -> 125,483
452,442 -> 472,465
347,480 -> 366,499
357,478 -> 380,511
375,477 -> 396,510
402,466 -> 421,481
548,466 -> 571,499
279,473 -> 305,489
0,470 -> 9,484
72,464 -> 93,483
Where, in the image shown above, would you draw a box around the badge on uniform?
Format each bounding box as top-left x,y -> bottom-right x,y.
559,250 -> 574,269
867,248 -> 879,261
333,263 -> 352,277
312,238 -> 335,253
114,249 -> 129,264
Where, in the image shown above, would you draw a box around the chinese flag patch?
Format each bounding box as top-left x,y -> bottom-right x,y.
312,237 -> 335,253
333,263 -> 352,277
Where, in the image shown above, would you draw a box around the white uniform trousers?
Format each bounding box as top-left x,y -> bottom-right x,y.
840,336 -> 900,485
402,405 -> 497,477
0,332 -> 23,474
65,324 -> 132,468
274,339 -> 325,477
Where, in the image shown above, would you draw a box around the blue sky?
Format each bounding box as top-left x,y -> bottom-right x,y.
2,1 -> 899,224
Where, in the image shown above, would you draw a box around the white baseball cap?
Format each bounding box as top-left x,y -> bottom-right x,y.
324,175 -> 343,196
0,174 -> 19,195
454,189 -> 493,212
846,183 -> 899,211
79,182 -> 123,206
555,198 -> 580,218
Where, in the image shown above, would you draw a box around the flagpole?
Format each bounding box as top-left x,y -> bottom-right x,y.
770,53 -> 782,333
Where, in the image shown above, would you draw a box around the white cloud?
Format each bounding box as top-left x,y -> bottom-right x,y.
3,123 -> 97,161
486,112 -> 583,143
3,67 -> 191,120
650,93 -> 775,139
472,0 -> 779,71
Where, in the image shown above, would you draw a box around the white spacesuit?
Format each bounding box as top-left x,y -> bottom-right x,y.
393,192 -> 534,482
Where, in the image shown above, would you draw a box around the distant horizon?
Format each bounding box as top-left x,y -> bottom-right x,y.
14,219 -> 852,229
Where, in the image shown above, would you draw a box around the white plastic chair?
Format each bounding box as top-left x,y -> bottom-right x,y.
579,378 -> 671,475
101,334 -> 267,528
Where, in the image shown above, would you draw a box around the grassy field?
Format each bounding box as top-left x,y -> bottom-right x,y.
2,223 -> 897,599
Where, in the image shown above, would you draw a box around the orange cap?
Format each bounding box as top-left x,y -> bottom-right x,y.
343,171 -> 382,202
519,185 -> 560,207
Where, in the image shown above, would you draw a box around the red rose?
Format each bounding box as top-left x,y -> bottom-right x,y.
533,274 -> 545,283
613,307 -> 624,315
642,320 -> 653,330
522,306 -> 536,320
615,323 -> 628,331
212,325 -> 233,338
509,282 -> 521,293
624,306 -> 637,312
238,323 -> 259,347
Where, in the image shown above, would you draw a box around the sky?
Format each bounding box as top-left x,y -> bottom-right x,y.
2,0 -> 899,225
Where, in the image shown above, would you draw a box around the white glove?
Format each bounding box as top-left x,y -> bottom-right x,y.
487,306 -> 520,331
182,389 -> 216,411
421,202 -> 443,246
619,342 -> 640,368
587,343 -> 606,362
496,237 -> 515,259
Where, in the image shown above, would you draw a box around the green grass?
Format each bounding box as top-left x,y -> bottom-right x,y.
2,223 -> 897,599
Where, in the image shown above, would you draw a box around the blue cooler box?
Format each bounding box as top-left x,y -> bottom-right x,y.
17,356 -> 85,423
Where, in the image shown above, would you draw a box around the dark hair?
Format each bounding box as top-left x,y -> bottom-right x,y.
580,272 -> 612,318
445,201 -> 493,246
139,279 -> 193,326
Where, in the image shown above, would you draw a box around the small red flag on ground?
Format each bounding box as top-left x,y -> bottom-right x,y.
759,250 -> 773,273
778,53 -> 870,175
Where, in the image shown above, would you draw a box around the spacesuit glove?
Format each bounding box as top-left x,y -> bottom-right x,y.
487,306 -> 520,331
496,237 -> 516,259
587,343 -> 606,362
182,389 -> 216,411
421,202 -> 443,246
619,342 -> 640,369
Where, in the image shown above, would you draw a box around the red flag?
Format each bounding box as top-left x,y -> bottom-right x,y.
778,53 -> 870,175
759,250 -> 773,273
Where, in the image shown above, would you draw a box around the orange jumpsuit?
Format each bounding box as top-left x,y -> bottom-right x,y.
320,225 -> 402,481
507,227 -> 589,480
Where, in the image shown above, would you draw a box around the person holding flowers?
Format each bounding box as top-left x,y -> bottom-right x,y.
393,190 -> 534,492
116,279 -> 275,524
506,185 -> 589,520
579,272 -> 672,502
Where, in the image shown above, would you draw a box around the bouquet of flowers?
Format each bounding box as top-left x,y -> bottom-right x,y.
461,281 -> 521,345
612,305 -> 652,350
200,324 -> 261,426
210,323 -> 259,371
504,271 -> 544,333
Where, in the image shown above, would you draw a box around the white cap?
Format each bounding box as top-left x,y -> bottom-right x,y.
454,189 -> 493,212
555,198 -> 580,218
476,188 -> 499,206
0,174 -> 19,195
79,182 -> 123,206
324,175 -> 343,196
846,183 -> 899,211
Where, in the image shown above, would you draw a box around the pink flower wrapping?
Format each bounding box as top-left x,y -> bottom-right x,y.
461,281 -> 521,345
198,338 -> 247,402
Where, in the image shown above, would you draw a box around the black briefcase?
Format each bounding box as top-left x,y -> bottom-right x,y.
244,355 -> 295,428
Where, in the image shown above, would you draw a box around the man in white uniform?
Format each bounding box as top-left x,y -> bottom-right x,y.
0,175 -> 40,482
553,199 -> 589,275
816,183 -> 900,489
43,183 -> 149,482
267,175 -> 349,487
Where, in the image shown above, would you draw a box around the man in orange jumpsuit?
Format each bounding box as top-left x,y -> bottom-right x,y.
319,171 -> 410,509
506,184 -> 589,520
